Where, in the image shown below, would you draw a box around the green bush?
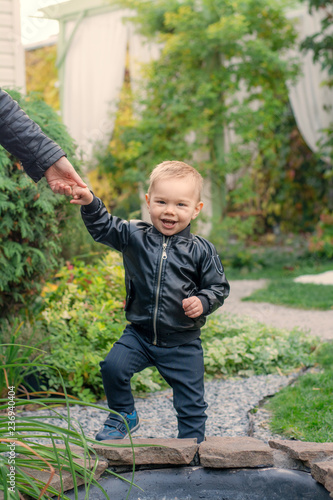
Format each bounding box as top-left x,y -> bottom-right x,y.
202,315 -> 318,377
308,212 -> 333,259
217,235 -> 332,280
40,252 -> 127,401
0,90 -> 81,316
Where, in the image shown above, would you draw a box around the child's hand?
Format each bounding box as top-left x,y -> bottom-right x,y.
182,296 -> 203,318
70,185 -> 93,205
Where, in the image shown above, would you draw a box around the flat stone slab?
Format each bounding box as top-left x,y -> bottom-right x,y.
92,438 -> 198,465
269,439 -> 333,467
311,459 -> 333,497
199,436 -> 274,468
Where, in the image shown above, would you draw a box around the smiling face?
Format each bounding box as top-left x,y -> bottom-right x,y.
145,176 -> 203,236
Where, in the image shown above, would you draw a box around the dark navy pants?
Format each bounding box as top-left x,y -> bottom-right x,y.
99,324 -> 208,443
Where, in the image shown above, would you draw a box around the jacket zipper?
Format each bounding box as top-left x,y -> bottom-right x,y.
153,235 -> 169,345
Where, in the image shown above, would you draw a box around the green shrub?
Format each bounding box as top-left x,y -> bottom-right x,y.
308,212 -> 333,259
202,315 -> 318,377
40,252 -> 127,401
0,90 -> 81,316
218,235 -> 332,280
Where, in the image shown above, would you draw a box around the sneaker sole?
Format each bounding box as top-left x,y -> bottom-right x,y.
123,422 -> 140,438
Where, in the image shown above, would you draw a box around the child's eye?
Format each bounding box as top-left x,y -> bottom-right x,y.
157,200 -> 165,204
178,203 -> 186,207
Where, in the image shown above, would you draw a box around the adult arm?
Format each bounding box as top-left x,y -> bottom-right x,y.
0,89 -> 65,181
0,89 -> 86,192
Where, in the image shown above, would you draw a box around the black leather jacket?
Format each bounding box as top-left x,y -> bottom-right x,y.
81,196 -> 230,347
0,89 -> 65,181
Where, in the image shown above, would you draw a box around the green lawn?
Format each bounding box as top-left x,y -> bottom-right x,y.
266,343 -> 333,442
227,260 -> 333,281
242,279 -> 333,310
227,252 -> 333,442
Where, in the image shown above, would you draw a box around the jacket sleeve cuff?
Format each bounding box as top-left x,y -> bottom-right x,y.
197,295 -> 210,315
25,151 -> 67,182
81,193 -> 100,214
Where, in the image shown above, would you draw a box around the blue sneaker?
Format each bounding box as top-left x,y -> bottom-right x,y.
95,410 -> 140,441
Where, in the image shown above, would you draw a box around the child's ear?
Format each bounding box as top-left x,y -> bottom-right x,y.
192,201 -> 204,219
145,193 -> 150,210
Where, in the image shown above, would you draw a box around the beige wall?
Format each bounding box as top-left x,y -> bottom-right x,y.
0,0 -> 25,91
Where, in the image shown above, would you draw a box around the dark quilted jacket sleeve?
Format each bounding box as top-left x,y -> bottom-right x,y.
196,238 -> 230,315
0,89 -> 65,182
81,196 -> 131,253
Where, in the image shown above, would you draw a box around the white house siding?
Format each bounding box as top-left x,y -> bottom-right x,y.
0,0 -> 25,91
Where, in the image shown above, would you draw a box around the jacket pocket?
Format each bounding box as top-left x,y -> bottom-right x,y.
213,255 -> 224,275
124,279 -> 135,311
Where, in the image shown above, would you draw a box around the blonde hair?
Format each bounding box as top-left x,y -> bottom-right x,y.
148,161 -> 203,200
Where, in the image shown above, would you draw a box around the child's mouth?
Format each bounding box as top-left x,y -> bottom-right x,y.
161,219 -> 176,228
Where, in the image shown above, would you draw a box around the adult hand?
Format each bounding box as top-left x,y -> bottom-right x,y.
44,156 -> 87,195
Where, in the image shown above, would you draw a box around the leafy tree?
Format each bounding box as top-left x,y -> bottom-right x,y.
0,90 -> 80,316
89,59 -> 142,219
25,44 -> 60,111
108,0 -> 299,231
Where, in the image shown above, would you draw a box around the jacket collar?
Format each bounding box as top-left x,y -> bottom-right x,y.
151,224 -> 192,239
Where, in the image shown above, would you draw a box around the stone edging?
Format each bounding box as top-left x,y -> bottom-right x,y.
2,437 -> 333,499
92,437 -> 333,498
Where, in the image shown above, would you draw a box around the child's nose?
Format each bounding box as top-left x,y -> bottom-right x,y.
164,204 -> 175,214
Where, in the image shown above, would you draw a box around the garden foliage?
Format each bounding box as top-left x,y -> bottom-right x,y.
202,316 -> 318,378
0,90 -> 83,315
0,374 -> 137,499
309,212 -> 333,259
25,44 -> 60,111
38,251 -> 319,402
243,278 -> 333,310
0,321 -> 46,399
267,341 -> 333,442
88,63 -> 142,220
89,0 -> 332,244
40,253 -> 127,401
98,0 -> 318,235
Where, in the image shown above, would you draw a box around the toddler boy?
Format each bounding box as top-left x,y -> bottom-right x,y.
70,160 -> 230,443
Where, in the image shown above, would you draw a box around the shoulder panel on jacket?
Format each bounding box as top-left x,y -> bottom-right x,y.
129,220 -> 152,233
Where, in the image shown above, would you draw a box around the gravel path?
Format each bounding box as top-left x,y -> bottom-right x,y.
221,279 -> 333,341
20,373 -> 292,444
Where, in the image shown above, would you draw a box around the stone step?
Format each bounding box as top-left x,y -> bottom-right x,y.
1,437 -> 333,498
